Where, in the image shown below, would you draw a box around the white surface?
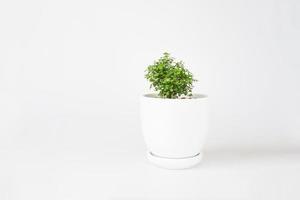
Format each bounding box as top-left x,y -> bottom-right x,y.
1,0 -> 300,199
1,145 -> 300,199
141,94 -> 208,159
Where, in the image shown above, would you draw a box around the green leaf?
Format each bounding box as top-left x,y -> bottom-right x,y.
144,52 -> 197,99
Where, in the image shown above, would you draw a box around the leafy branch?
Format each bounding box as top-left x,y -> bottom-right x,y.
145,52 -> 196,99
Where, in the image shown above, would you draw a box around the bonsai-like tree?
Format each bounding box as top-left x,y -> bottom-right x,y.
145,52 -> 196,99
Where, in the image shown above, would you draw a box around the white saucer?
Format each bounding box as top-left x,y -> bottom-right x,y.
147,152 -> 202,169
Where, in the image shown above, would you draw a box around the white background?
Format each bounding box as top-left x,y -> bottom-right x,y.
1,0 -> 300,199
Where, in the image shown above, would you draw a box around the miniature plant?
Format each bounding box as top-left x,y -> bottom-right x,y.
145,52 -> 196,99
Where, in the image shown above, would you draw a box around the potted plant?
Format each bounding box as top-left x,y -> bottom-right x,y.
140,52 -> 208,169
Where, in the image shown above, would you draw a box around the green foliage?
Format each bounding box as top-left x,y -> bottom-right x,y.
145,52 -> 196,99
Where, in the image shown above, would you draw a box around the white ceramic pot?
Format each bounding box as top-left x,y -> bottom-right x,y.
140,94 -> 208,169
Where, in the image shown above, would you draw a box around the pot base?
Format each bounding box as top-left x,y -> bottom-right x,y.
147,152 -> 202,169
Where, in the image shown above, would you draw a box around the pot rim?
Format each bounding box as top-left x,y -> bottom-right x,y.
142,93 -> 208,101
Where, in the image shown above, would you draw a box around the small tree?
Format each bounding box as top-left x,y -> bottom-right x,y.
145,52 -> 196,99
